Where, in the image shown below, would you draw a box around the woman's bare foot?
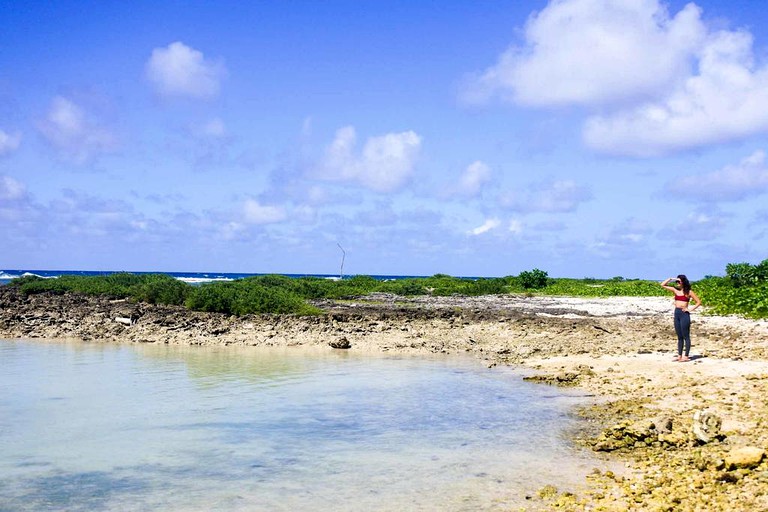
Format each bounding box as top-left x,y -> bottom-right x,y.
679,356 -> 691,362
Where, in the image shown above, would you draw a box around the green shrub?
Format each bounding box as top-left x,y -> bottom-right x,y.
518,268 -> 549,289
291,277 -> 337,299
696,276 -> 768,319
726,259 -> 768,287
464,278 -> 508,296
185,282 -> 237,314
185,280 -> 320,316
378,278 -> 428,296
12,272 -> 191,305
132,274 -> 191,305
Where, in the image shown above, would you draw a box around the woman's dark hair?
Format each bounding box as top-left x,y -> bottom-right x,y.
677,274 -> 691,295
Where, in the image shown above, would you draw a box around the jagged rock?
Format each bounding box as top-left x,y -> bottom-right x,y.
692,410 -> 722,444
329,337 -> 351,349
592,419 -> 657,452
725,447 -> 765,470
523,371 -> 580,386
653,415 -> 674,435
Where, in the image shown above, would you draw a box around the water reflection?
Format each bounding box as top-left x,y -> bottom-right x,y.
0,339 -> 614,511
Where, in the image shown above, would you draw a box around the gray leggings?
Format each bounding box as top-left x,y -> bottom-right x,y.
674,308 -> 691,356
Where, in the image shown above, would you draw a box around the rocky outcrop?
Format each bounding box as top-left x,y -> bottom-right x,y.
1,287 -> 765,366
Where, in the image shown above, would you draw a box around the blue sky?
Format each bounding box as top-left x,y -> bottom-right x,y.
2,0 -> 768,279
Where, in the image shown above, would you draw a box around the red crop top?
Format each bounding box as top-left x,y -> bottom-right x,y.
675,294 -> 690,302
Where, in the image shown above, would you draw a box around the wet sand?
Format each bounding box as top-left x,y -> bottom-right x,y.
2,287 -> 768,510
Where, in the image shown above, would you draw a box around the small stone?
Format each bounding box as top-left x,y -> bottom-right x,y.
329,337 -> 351,349
536,485 -> 558,499
725,446 -> 765,470
653,415 -> 674,435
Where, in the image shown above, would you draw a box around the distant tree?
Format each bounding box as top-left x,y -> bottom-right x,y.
518,268 -> 549,289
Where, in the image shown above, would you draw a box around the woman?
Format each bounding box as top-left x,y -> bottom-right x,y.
660,275 -> 701,362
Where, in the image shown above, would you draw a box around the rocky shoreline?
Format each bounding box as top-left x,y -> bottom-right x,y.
2,286 -> 768,510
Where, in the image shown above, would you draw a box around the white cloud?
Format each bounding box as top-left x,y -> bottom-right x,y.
0,175 -> 26,201
316,126 -> 422,192
451,160 -> 492,198
508,218 -> 523,234
0,130 -> 22,156
584,30 -> 768,156
243,199 -> 286,224
669,209 -> 727,241
37,96 -> 117,164
463,0 -> 704,107
469,218 -> 500,235
145,42 -> 226,99
590,217 -> 653,258
500,179 -> 592,213
667,150 -> 768,202
464,0 -> 768,156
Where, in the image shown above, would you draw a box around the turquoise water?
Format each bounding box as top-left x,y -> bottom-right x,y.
0,340 -> 611,511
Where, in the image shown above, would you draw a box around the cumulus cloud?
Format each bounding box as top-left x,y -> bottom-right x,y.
463,0 -> 768,156
0,129 -> 22,156
469,218 -> 500,235
667,150 -> 768,202
316,126 -> 422,192
500,179 -> 592,213
668,209 -> 728,241
463,0 -> 704,107
37,96 -> 117,164
590,218 -> 654,258
447,161 -> 492,198
145,41 -> 226,99
242,199 -> 286,224
584,30 -> 768,156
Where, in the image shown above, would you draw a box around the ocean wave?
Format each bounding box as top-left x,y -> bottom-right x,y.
0,271 -> 51,280
175,277 -> 235,284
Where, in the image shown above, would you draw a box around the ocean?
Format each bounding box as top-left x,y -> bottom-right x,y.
0,269 -> 436,287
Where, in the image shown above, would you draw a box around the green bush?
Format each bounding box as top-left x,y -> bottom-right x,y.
12,273 -> 191,305
542,278 -> 666,297
518,268 -> 549,289
464,278 -> 509,296
696,276 -> 768,319
378,278 -> 428,296
726,259 -> 768,287
185,280 -> 320,316
132,274 -> 191,305
291,277 -> 337,299
185,282 -> 237,314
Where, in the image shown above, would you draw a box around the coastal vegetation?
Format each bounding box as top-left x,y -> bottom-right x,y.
8,260 -> 768,318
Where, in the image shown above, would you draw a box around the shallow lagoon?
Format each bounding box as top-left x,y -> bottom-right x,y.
0,340 -> 612,511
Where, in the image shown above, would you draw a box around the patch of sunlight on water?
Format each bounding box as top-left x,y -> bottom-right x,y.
0,339 -> 618,511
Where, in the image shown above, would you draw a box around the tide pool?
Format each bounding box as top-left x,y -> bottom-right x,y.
0,340 -> 614,511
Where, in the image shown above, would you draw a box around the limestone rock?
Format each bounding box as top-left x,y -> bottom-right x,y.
329,337 -> 351,349
725,446 -> 765,470
652,415 -> 674,435
692,410 -> 722,443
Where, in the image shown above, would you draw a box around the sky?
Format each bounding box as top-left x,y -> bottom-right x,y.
1,0 -> 768,279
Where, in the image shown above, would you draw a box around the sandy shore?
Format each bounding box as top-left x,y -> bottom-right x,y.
2,287 -> 768,510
